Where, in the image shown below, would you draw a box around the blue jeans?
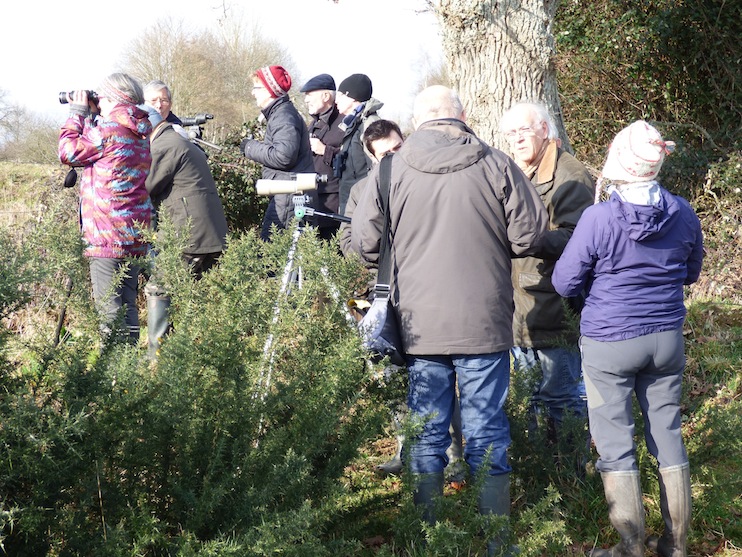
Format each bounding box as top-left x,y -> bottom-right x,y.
511,346 -> 586,424
406,353 -> 512,477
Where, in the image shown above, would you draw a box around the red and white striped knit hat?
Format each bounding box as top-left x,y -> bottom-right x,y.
255,66 -> 292,98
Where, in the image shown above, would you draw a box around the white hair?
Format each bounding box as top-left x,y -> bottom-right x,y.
501,101 -> 559,140
144,80 -> 172,101
412,85 -> 464,128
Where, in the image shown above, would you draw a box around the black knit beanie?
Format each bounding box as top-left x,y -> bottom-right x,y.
337,74 -> 372,102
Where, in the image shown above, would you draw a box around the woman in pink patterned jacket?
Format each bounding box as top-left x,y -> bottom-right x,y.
59,72 -> 153,343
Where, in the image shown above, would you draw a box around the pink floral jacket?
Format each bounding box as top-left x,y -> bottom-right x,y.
59,105 -> 153,258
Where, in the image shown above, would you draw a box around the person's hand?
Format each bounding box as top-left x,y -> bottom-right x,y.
68,90 -> 91,116
309,136 -> 326,155
69,90 -> 90,108
240,135 -> 253,155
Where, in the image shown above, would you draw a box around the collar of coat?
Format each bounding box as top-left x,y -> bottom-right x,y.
261,94 -> 290,119
533,139 -> 559,185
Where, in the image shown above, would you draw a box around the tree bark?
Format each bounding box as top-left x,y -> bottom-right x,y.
431,0 -> 571,153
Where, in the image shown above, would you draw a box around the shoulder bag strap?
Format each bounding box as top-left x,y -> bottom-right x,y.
376,154 -> 394,291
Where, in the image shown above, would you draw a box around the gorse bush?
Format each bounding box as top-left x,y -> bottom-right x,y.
2,166 -> 742,554
205,120 -> 268,233
0,195 -> 391,555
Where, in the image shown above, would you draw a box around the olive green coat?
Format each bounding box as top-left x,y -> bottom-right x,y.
512,142 -> 594,348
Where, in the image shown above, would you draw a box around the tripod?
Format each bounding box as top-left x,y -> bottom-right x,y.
252,188 -> 353,444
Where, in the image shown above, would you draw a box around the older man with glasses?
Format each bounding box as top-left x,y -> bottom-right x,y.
500,101 -> 595,471
144,80 -> 189,139
144,80 -> 182,124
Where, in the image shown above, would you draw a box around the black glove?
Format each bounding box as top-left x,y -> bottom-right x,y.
240,134 -> 254,155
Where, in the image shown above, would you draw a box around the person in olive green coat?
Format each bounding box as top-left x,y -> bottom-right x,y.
500,101 -> 594,454
142,105 -> 228,358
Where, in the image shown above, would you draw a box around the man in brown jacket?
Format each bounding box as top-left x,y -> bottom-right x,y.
500,102 -> 594,459
351,86 -> 547,554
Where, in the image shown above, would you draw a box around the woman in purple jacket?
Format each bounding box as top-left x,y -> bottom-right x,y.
552,121 -> 703,557
59,73 -> 153,343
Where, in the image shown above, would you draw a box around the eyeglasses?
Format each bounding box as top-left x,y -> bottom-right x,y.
147,98 -> 171,105
503,126 -> 538,140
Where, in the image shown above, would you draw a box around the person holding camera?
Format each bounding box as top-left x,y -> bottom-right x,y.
552,121 -> 703,557
240,65 -> 315,241
139,105 -> 229,359
58,73 -> 153,343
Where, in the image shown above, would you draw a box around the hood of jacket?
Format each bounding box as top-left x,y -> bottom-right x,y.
106,104 -> 152,139
361,97 -> 384,118
400,119 -> 488,174
150,120 -> 175,142
609,186 -> 679,242
339,97 -> 385,136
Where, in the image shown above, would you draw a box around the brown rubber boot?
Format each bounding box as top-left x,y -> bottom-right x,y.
591,470 -> 645,557
646,463 -> 691,557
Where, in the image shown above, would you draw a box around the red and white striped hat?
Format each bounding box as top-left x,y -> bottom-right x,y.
255,66 -> 292,98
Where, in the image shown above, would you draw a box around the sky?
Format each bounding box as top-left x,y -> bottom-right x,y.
2,0 -> 443,126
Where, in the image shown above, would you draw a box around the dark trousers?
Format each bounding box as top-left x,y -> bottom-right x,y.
88,257 -> 140,341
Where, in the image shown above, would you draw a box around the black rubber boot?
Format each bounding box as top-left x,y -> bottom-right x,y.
146,286 -> 171,360
376,434 -> 404,477
412,472 -> 444,525
478,474 -> 513,557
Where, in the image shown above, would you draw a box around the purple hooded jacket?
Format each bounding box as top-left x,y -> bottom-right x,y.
552,187 -> 703,341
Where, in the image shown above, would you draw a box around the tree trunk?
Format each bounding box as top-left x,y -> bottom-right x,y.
432,0 -> 571,153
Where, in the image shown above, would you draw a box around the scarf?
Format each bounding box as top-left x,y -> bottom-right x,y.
607,180 -> 662,206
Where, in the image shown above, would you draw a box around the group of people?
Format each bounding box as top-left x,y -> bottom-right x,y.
347,86 -> 701,557
59,67 -> 703,557
239,66 -> 383,241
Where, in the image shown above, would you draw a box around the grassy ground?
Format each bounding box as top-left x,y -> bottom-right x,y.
325,300 -> 742,556
1,162 -> 741,556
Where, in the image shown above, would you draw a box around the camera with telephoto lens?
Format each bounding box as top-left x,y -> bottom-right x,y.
58,90 -> 99,104
180,113 -> 214,127
332,151 -> 347,179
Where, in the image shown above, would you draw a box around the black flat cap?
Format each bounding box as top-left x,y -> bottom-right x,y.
300,73 -> 336,93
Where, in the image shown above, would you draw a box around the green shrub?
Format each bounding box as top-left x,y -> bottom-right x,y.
0,196 -> 392,555
556,0 -> 741,175
206,120 -> 268,233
